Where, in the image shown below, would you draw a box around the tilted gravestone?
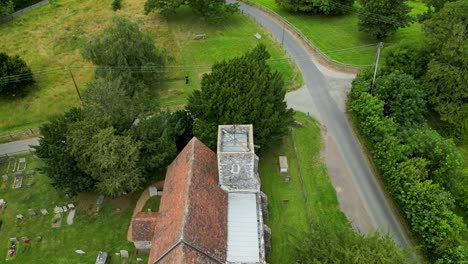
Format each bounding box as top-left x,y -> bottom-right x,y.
40,208 -> 48,215
28,209 -> 36,216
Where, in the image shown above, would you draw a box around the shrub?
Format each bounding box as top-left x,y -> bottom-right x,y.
0,52 -> 34,98
112,0 -> 121,10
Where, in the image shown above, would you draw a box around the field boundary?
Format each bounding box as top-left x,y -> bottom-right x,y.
240,0 -> 364,73
0,0 -> 49,23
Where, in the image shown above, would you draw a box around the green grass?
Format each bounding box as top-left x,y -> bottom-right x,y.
259,112 -> 348,264
0,153 -> 147,263
141,195 -> 161,212
0,0 -> 300,133
248,0 -> 426,66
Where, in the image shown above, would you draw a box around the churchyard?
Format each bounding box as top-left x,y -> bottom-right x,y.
0,153 -> 149,263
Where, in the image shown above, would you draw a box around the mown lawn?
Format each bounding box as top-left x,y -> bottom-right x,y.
0,153 -> 147,263
259,112 -> 349,264
0,0 -> 300,133
248,0 -> 426,66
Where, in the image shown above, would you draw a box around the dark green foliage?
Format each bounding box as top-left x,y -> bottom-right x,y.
0,0 -> 14,17
82,77 -> 156,134
294,221 -> 411,263
11,0 -> 41,10
435,245 -> 468,264
69,126 -> 143,197
402,128 -> 468,209
144,0 -> 238,23
422,0 -> 468,142
112,0 -> 122,10
374,71 -> 427,126
33,108 -> 96,194
275,0 -> 353,15
349,70 -> 467,261
0,52 -> 34,98
134,112 -> 178,178
383,42 -> 428,78
187,45 -> 294,150
358,0 -> 413,39
168,110 -> 194,151
81,16 -> 165,95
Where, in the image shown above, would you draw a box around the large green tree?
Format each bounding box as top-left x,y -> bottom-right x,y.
275,0 -> 353,15
422,0 -> 456,12
0,0 -> 14,17
33,108 -> 96,194
187,45 -> 294,150
81,16 -> 165,95
374,71 -> 427,126
144,0 -> 238,23
0,52 -> 34,97
423,0 -> 468,142
358,0 -> 413,39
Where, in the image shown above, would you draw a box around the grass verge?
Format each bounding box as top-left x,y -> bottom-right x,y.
259,112 -> 348,264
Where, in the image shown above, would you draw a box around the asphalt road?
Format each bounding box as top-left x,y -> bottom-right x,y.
232,0 -> 413,249
0,138 -> 39,155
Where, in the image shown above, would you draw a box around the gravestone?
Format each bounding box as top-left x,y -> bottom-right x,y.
26,175 -> 34,188
68,203 -> 75,210
21,237 -> 29,244
40,208 -> 48,215
149,186 -> 158,197
293,121 -> 303,127
62,206 -> 68,212
67,209 -> 76,225
194,33 -> 207,40
54,206 -> 64,214
12,172 -> 23,189
28,209 -> 36,216
16,214 -> 24,220
2,175 -> 7,181
136,258 -> 144,262
75,249 -> 86,255
17,158 -> 26,171
120,250 -> 129,259
285,175 -> 291,183
14,171 -> 23,177
254,33 -> 262,40
9,237 -> 18,243
0,199 -> 5,208
96,195 -> 105,205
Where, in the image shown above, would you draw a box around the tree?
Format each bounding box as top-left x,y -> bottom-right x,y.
33,108 -> 96,194
82,77 -> 156,134
167,109 -> 194,151
275,0 -> 353,15
422,0 -> 456,12
0,52 -> 34,98
187,45 -> 294,150
294,221 -> 412,263
69,125 -> 144,197
81,16 -> 165,95
0,0 -> 14,17
383,41 -> 428,78
358,0 -> 413,39
423,0 -> 468,142
133,112 -> 178,178
374,71 -> 427,126
144,0 -> 238,23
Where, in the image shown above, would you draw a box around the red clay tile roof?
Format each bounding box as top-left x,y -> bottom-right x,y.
132,212 -> 158,242
148,137 -> 228,264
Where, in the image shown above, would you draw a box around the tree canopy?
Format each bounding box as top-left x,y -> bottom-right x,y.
187,44 -> 294,150
0,0 -> 14,17
81,16 -> 165,95
358,0 -> 413,39
422,0 -> 468,142
275,0 -> 353,15
144,0 -> 238,23
0,52 -> 34,98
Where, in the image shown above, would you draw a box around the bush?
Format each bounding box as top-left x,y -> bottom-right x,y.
112,0 -> 121,10
0,52 -> 34,98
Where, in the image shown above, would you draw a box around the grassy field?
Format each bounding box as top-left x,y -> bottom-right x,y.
0,153 -> 148,263
259,112 -> 349,263
248,0 -> 426,66
0,0 -> 300,133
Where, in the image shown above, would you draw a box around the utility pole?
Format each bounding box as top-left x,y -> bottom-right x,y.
68,66 -> 81,101
370,42 -> 384,94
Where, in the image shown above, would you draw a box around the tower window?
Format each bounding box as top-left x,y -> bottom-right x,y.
231,164 -> 240,174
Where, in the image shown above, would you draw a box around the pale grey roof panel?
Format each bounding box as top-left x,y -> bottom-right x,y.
227,193 -> 260,263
